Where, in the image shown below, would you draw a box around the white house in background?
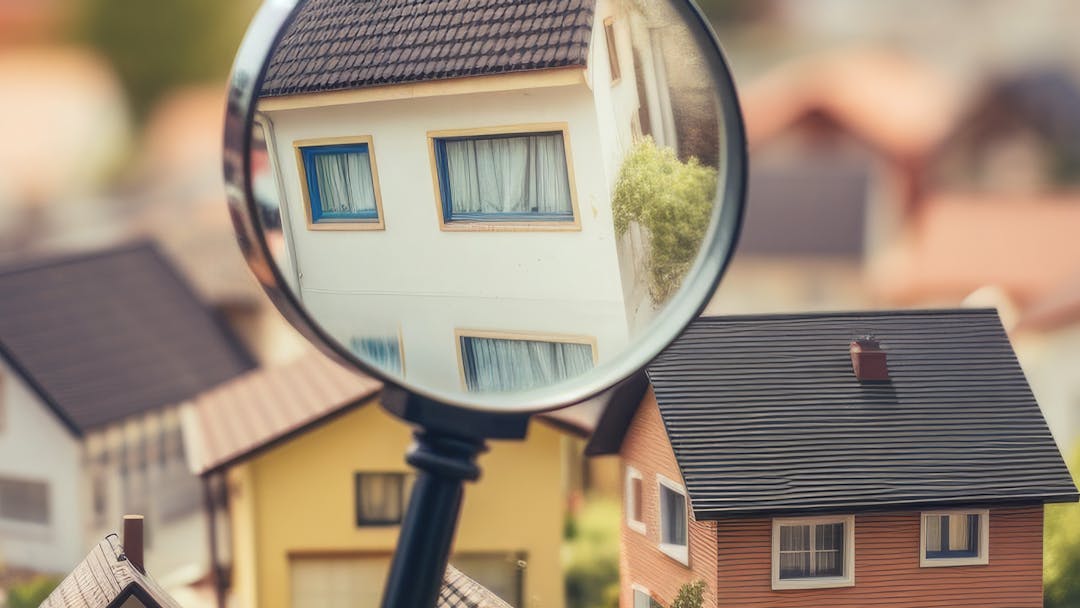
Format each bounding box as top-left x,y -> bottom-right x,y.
0,243 -> 253,576
255,0 -> 711,395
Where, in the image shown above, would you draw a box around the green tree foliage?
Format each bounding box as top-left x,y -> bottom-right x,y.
670,580 -> 706,608
564,499 -> 620,608
1045,445 -> 1080,608
70,0 -> 258,121
6,576 -> 62,608
613,138 -> 718,305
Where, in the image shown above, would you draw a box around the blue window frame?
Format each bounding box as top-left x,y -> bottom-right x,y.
460,335 -> 594,392
299,141 -> 381,224
350,336 -> 402,375
433,130 -> 575,223
925,513 -> 980,559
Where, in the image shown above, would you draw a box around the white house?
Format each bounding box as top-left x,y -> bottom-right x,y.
0,243 -> 253,577
254,0 -> 718,396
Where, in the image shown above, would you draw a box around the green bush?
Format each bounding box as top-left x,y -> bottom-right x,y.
6,575 -> 62,608
612,138 -> 718,305
1045,445 -> 1080,608
670,580 -> 706,608
564,498 -> 620,608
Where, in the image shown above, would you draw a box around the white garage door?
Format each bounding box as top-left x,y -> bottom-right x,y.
290,556 -> 391,608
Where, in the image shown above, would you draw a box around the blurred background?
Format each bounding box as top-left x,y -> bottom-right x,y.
0,0 -> 1077,606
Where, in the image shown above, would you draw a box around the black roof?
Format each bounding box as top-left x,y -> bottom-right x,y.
588,309 -> 1078,518
0,243 -> 254,435
261,0 -> 596,98
40,535 -> 182,608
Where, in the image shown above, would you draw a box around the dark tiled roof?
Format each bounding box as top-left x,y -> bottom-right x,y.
40,535 -> 182,608
440,565 -> 513,608
261,0 -> 596,97
590,309 -> 1079,518
0,243 -> 254,434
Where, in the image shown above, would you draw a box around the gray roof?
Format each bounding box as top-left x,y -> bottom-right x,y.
0,243 -> 254,435
440,565 -> 513,608
40,535 -> 182,608
588,309 -> 1078,518
261,0 -> 596,97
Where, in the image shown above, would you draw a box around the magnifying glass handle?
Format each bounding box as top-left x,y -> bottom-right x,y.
381,430 -> 485,608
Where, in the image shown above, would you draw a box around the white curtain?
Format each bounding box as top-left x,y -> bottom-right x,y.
444,134 -> 572,215
463,337 -> 593,392
351,337 -> 401,374
314,150 -> 377,215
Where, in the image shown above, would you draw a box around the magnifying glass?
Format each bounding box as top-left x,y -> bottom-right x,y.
224,1 -> 746,606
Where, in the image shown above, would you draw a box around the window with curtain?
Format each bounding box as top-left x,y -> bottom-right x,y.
460,335 -> 594,392
350,336 -> 402,375
300,142 -> 380,224
924,512 -> 985,562
658,481 -> 687,549
632,588 -> 662,608
354,472 -> 408,526
778,522 -> 845,579
434,131 -> 575,223
0,477 -> 49,525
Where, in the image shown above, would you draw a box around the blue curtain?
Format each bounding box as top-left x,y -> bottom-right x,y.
461,336 -> 593,392
351,337 -> 401,374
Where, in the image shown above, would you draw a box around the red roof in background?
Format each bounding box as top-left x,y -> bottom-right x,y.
183,351 -> 382,475
742,49 -> 961,161
873,194 -> 1080,308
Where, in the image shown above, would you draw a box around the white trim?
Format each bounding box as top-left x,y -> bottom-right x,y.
771,515 -> 855,590
625,466 -> 646,534
919,509 -> 990,567
631,584 -> 653,608
656,473 -> 689,566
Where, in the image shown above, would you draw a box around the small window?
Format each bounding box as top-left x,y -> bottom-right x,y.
657,475 -> 688,565
459,334 -> 595,393
921,510 -> 989,567
297,138 -> 384,228
604,17 -> 622,84
632,585 -> 661,608
626,466 -> 645,534
771,515 -> 855,590
355,472 -> 408,526
350,336 -> 404,375
0,477 -> 50,525
432,128 -> 577,226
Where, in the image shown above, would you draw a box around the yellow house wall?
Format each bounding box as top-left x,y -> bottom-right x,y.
228,400 -> 565,608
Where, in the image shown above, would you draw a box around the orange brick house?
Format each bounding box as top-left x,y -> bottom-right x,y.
586,309 -> 1078,608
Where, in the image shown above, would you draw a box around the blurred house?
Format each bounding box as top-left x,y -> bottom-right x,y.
182,353 -> 567,608
1013,274 -> 1080,453
0,243 -> 253,579
708,49 -> 960,314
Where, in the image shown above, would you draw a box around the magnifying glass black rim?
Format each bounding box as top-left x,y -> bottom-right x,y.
224,0 -> 748,415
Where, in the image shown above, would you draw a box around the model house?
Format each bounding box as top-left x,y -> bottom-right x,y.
0,243 -> 253,576
254,0 -> 717,394
181,351 -> 569,608
586,309 -> 1079,608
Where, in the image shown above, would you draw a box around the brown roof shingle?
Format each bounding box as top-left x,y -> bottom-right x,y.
40,535 -> 182,608
0,242 -> 254,434
261,0 -> 596,98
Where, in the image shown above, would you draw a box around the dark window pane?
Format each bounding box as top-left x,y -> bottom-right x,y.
630,477 -> 643,522
0,477 -> 49,525
814,523 -> 844,577
660,485 -> 687,546
355,473 -> 406,526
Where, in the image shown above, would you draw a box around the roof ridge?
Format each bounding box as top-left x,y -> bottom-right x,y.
697,307 -> 999,322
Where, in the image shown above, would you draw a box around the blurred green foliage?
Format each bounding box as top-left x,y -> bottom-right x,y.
670,580 -> 707,608
613,138 -> 718,305
6,575 -> 62,608
70,0 -> 258,121
1045,445 -> 1080,608
564,499 -> 620,608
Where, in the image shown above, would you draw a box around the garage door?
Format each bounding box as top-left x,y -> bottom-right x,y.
290,556 -> 391,608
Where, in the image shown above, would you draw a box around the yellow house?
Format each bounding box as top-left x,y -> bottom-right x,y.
182,353 -> 568,608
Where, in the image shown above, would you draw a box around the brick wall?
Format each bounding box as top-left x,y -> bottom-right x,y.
620,389 -> 718,608
715,505 -> 1045,607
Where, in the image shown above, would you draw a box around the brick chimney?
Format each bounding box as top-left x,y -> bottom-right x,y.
850,337 -> 889,382
123,514 -> 146,574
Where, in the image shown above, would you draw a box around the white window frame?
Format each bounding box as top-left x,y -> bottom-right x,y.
656,474 -> 689,566
920,509 -> 989,567
771,515 -> 855,590
625,466 -> 646,534
631,583 -> 654,608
